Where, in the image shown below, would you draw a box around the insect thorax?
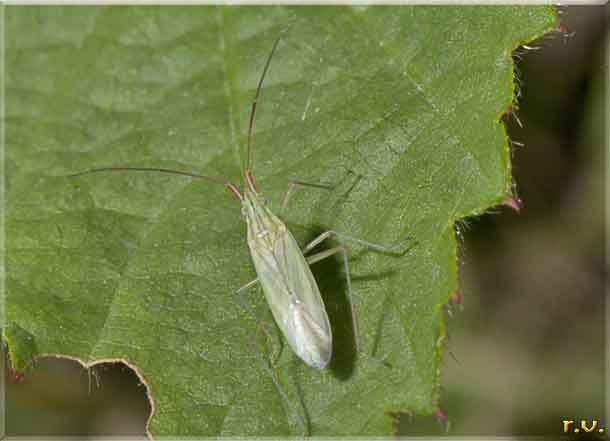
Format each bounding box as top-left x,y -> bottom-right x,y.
243,189 -> 284,249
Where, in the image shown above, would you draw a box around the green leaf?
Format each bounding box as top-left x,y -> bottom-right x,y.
5,6 -> 556,436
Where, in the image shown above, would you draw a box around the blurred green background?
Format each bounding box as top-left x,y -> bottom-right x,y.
5,4 -> 608,438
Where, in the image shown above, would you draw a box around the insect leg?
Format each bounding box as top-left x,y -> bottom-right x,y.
305,246 -> 361,353
234,279 -> 282,364
235,277 -> 259,294
303,229 -> 410,360
279,179 -> 333,216
254,333 -> 309,436
303,230 -> 411,255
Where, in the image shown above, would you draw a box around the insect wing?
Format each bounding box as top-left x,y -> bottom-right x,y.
247,209 -> 332,368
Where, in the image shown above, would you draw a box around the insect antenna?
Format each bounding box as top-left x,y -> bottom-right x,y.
245,31 -> 285,189
66,166 -> 243,200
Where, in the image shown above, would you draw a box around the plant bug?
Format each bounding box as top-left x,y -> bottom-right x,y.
68,32 -> 402,370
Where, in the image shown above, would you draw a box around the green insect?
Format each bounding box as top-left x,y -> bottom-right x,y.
69,33 -> 399,370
